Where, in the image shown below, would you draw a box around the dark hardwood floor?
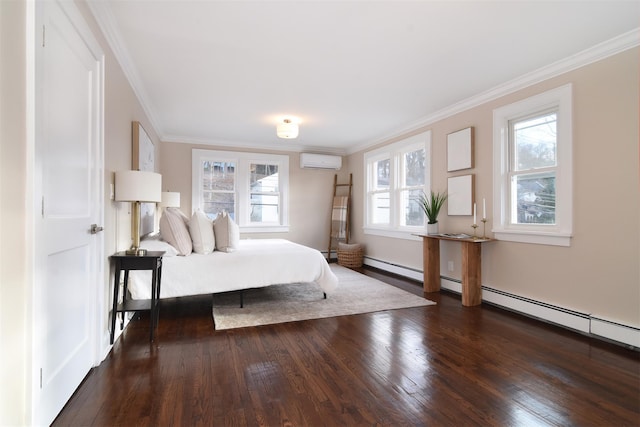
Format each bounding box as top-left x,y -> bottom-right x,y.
54,267 -> 639,426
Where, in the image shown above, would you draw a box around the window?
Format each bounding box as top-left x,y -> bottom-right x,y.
192,149 -> 289,232
493,84 -> 572,246
510,112 -> 557,225
364,131 -> 430,239
249,163 -> 281,223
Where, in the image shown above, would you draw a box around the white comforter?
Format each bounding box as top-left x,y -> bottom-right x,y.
127,239 -> 338,300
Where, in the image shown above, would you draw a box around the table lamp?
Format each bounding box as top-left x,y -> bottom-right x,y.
115,170 -> 162,255
160,191 -> 181,209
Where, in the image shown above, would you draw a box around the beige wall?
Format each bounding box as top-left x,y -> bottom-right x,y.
350,48 -> 640,327
158,141 -> 349,251
0,1 -> 161,423
0,1 -> 29,424
1,1 -> 636,423
76,0 -> 163,353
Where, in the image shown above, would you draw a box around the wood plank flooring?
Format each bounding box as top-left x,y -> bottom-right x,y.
53,267 -> 640,426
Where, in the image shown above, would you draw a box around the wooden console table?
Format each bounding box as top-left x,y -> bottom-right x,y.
417,234 -> 494,306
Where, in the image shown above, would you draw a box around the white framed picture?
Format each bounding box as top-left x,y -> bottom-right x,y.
447,127 -> 474,172
447,174 -> 474,216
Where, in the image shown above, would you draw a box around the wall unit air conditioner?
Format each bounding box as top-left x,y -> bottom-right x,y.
299,153 -> 342,170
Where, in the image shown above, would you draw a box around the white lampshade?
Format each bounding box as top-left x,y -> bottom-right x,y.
115,170 -> 162,203
277,119 -> 299,139
160,191 -> 181,208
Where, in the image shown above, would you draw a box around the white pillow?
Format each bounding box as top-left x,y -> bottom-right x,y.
189,210 -> 215,254
159,208 -> 192,256
139,239 -> 179,257
212,211 -> 239,253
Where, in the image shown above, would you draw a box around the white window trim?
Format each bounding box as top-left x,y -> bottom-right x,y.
192,149 -> 289,233
492,84 -> 573,246
363,131 -> 431,241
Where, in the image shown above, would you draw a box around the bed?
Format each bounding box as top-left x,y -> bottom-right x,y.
127,238 -> 339,303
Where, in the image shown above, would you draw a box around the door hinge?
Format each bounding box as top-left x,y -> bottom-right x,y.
41,196 -> 45,217
42,25 -> 45,47
40,368 -> 43,389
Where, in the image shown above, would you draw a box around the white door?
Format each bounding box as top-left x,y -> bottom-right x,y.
33,1 -> 104,425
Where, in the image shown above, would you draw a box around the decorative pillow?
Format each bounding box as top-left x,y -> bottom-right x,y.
189,210 -> 215,254
212,211 -> 239,253
159,207 -> 192,256
139,239 -> 179,257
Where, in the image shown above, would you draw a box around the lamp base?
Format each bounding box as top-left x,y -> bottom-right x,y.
125,247 -> 147,256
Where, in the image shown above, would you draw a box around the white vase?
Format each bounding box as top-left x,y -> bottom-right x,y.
427,222 -> 439,235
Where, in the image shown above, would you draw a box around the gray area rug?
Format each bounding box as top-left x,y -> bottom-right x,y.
212,264 -> 435,330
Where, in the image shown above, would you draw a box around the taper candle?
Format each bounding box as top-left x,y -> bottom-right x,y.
483,198 -> 486,219
473,203 -> 477,225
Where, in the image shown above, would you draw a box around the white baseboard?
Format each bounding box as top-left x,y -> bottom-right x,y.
364,256 -> 423,282
363,256 -> 639,349
591,317 -> 640,348
481,286 -> 591,334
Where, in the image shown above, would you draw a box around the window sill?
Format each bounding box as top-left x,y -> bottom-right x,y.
493,229 -> 572,247
363,227 -> 423,241
240,225 -> 290,233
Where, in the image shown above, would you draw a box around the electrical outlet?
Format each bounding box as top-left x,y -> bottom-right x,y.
448,261 -> 454,272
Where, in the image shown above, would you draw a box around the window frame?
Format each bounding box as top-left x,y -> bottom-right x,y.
192,149 -> 289,233
492,84 -> 573,246
364,131 -> 431,240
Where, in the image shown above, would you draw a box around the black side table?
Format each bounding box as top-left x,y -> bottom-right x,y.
110,251 -> 165,344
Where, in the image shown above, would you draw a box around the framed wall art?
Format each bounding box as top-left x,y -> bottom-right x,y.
132,121 -> 156,236
447,126 -> 474,172
447,174 -> 475,216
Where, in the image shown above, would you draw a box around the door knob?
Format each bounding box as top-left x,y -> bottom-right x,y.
90,224 -> 104,234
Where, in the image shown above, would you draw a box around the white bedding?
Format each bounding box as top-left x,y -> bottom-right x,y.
128,239 -> 338,300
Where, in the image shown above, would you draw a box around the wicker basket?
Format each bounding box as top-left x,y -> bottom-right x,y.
337,243 -> 364,268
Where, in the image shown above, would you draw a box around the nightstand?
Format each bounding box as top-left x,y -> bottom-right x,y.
110,251 -> 165,344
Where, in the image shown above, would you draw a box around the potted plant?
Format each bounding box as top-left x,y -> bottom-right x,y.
418,190 -> 447,234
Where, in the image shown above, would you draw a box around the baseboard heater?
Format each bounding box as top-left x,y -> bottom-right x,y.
363,256 -> 639,349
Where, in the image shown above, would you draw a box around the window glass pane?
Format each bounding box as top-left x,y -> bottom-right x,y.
371,192 -> 390,224
374,159 -> 390,190
250,163 -> 279,193
402,189 -> 424,226
511,172 -> 556,224
203,192 -> 235,220
250,193 -> 279,222
202,161 -> 235,191
404,149 -> 425,187
201,160 -> 236,220
513,113 -> 557,171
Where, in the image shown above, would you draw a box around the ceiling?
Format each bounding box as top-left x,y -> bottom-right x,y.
88,1 -> 639,154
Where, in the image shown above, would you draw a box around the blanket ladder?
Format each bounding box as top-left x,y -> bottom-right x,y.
327,173 -> 352,261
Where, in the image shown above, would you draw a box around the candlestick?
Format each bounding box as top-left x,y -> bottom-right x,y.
481,218 -> 487,239
471,223 -> 478,239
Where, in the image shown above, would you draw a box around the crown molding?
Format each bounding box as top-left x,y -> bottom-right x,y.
162,134 -> 347,156
346,28 -> 640,155
86,0 -> 164,138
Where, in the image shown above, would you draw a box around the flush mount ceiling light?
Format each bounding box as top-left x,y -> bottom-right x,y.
277,118 -> 299,139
